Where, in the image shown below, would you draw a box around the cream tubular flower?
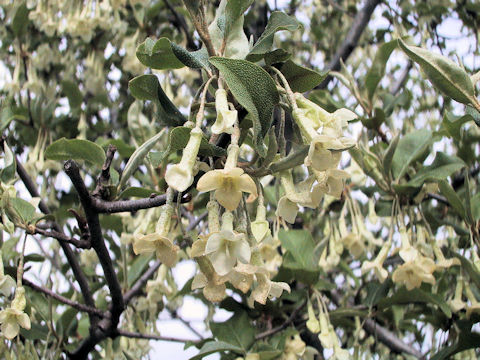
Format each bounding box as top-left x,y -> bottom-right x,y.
392,256 -> 436,290
306,135 -> 355,172
191,272 -> 227,302
448,280 -> 466,312
361,241 -> 391,283
133,196 -> 179,267
0,287 -> 31,340
165,127 -> 203,192
0,250 -> 15,297
251,203 -> 271,243
211,89 -> 237,134
197,145 -> 257,211
205,212 -> 251,276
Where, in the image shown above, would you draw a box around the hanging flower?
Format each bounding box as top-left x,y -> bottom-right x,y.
305,135 -> 355,171
133,193 -> 179,267
204,212 -> 251,275
0,287 -> 31,340
361,241 -> 391,283
197,145 -> 257,211
165,127 -> 204,192
211,89 -> 237,134
392,256 -> 436,290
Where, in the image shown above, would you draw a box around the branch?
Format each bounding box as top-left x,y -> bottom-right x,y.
91,193 -> 192,214
33,227 -> 91,249
317,0 -> 381,89
16,159 -> 96,313
116,329 -> 198,343
124,260 -> 161,304
92,144 -> 116,199
255,300 -> 307,340
391,61 -> 413,96
330,290 -> 422,358
64,160 -> 125,359
64,160 -> 125,320
23,278 -> 104,317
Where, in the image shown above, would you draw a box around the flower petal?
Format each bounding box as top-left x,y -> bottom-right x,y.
17,313 -> 31,330
132,234 -> 159,255
209,248 -> 236,276
276,196 -> 299,224
165,164 -> 194,192
205,233 -> 223,254
2,319 -> 19,340
237,174 -> 258,197
230,239 -> 251,264
215,188 -> 242,211
197,170 -> 223,192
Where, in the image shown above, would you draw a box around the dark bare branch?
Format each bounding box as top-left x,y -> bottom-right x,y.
317,0 -> 382,89
92,193 -> 192,214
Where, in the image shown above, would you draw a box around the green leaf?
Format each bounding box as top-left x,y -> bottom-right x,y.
224,0 -> 254,36
441,112 -> 472,141
364,281 -> 390,308
383,134 -> 399,177
118,187 -> 161,199
129,74 -> 186,126
102,139 -> 136,159
118,129 -> 166,190
365,40 -> 397,101
148,126 -> 226,168
431,331 -> 480,360
1,141 -> 16,183
0,106 -> 14,132
247,12 -> 300,62
438,180 -> 466,220
210,312 -> 255,351
209,57 -> 279,156
171,44 -> 209,69
12,3 -> 29,37
278,229 -> 318,271
269,146 -> 308,173
280,60 -> 328,93
45,138 -> 106,166
391,129 -> 432,179
189,341 -> 244,360
61,80 -> 83,109
136,37 -> 185,70
378,287 -> 452,318
127,254 -> 153,287
407,152 -> 465,187
9,198 -> 37,224
471,192 -> 480,221
452,254 -> 480,289
398,39 -> 476,105
264,49 -> 291,66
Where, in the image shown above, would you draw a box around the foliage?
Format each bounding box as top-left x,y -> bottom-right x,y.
0,0 -> 480,359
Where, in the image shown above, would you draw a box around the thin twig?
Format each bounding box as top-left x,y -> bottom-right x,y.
91,192 -> 192,213
23,278 -> 105,317
116,329 -> 198,343
124,260 -> 162,304
33,227 -> 91,249
255,299 -> 307,340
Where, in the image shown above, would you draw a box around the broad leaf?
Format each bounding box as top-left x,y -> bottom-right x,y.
118,187 -> 161,199
408,152 -> 465,187
210,312 -> 255,351
136,37 -> 185,70
45,138 -> 106,166
171,44 -> 209,69
127,254 -> 153,287
378,287 -> 452,318
383,134 -> 399,177
365,40 -> 397,101
398,39 -> 476,105
278,229 -> 318,271
61,80 -> 83,109
247,11 -> 300,62
441,112 -> 472,141
280,60 -> 328,93
209,57 -> 279,156
1,141 -> 16,183
391,129 -> 432,179
438,180 -> 466,220
189,341 -> 244,360
224,0 -> 254,36
12,3 -> 29,37
129,74 -> 186,126
9,197 -> 37,224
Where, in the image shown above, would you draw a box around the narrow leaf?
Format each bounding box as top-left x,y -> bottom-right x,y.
365,40 -> 397,101
118,129 -> 166,190
398,39 -> 476,105
1,142 -> 16,183
438,180 -> 466,220
391,129 -> 432,179
408,152 -> 465,187
189,341 -> 244,360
